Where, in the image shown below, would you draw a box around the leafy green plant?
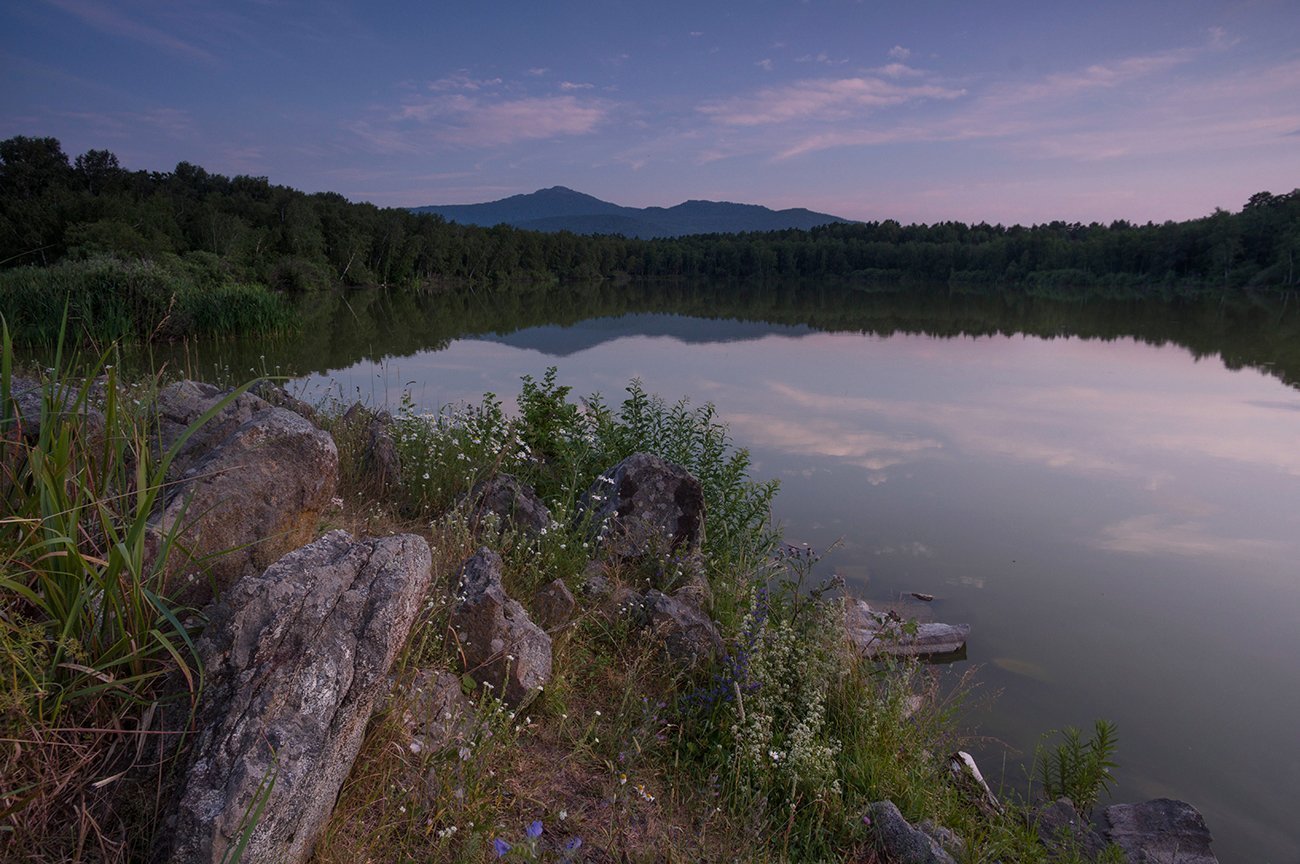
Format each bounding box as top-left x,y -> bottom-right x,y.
0,315 -> 264,857
1036,719 -> 1119,816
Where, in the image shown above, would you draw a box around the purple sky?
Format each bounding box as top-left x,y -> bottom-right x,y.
3,0 -> 1298,224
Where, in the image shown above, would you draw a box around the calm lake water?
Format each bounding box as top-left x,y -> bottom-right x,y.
156,283 -> 1300,862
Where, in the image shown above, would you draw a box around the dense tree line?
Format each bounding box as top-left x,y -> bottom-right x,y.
2,135 -> 1297,296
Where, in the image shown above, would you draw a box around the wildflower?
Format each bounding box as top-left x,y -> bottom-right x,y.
526,820 -> 543,839
564,836 -> 583,852
493,837 -> 511,857
558,809 -> 568,821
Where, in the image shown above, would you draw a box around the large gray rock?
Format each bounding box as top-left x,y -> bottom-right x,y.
1103,799 -> 1218,864
467,473 -> 552,536
1035,798 -> 1106,859
867,800 -> 958,864
154,380 -> 273,480
148,394 -> 339,608
580,453 -> 706,561
163,530 -> 433,864
644,589 -> 722,666
844,598 -> 969,660
449,549 -> 552,706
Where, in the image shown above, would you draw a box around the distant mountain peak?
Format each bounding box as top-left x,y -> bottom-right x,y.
411,188 -> 851,238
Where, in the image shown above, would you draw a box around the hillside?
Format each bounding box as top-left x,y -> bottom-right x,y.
412,186 -> 852,237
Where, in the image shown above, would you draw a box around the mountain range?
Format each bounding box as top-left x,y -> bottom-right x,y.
411,186 -> 851,238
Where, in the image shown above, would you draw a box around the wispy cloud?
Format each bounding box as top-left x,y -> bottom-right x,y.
42,0 -> 215,63
765,30 -> 1300,163
888,45 -> 911,61
795,51 -> 848,66
429,73 -> 503,91
354,79 -> 612,152
559,81 -> 595,91
699,77 -> 964,126
874,62 -> 924,79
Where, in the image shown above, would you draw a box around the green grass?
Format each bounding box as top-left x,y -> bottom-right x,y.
0,257 -> 295,345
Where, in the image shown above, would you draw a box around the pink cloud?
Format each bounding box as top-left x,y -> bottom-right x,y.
698,77 -> 965,126
358,90 -> 610,151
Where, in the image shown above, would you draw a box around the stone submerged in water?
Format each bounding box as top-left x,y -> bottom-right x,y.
843,598 -> 969,660
1103,798 -> 1219,864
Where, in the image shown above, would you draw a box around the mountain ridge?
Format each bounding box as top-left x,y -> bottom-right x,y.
411,186 -> 852,238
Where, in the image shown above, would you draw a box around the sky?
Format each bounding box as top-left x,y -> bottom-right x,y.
3,0 -> 1298,225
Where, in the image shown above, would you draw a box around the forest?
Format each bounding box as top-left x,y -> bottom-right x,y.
1,135 -> 1297,341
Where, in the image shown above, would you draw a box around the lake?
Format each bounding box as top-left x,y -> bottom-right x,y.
153,282 -> 1300,862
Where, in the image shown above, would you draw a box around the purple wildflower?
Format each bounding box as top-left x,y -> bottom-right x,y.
526,820 -> 543,839
493,837 -> 511,857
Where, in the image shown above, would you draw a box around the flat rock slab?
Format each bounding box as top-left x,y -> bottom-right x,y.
844,598 -> 969,660
163,530 -> 432,864
1103,799 -> 1219,864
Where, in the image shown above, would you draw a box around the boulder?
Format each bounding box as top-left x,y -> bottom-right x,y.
467,473 -> 552,536
644,589 -> 723,666
532,578 -> 577,630
1034,798 -> 1106,859
148,398 -> 339,608
449,549 -> 552,706
163,530 -> 433,864
154,380 -> 272,480
580,453 -> 706,561
844,598 -> 969,660
867,800 -> 958,864
1103,799 -> 1218,864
